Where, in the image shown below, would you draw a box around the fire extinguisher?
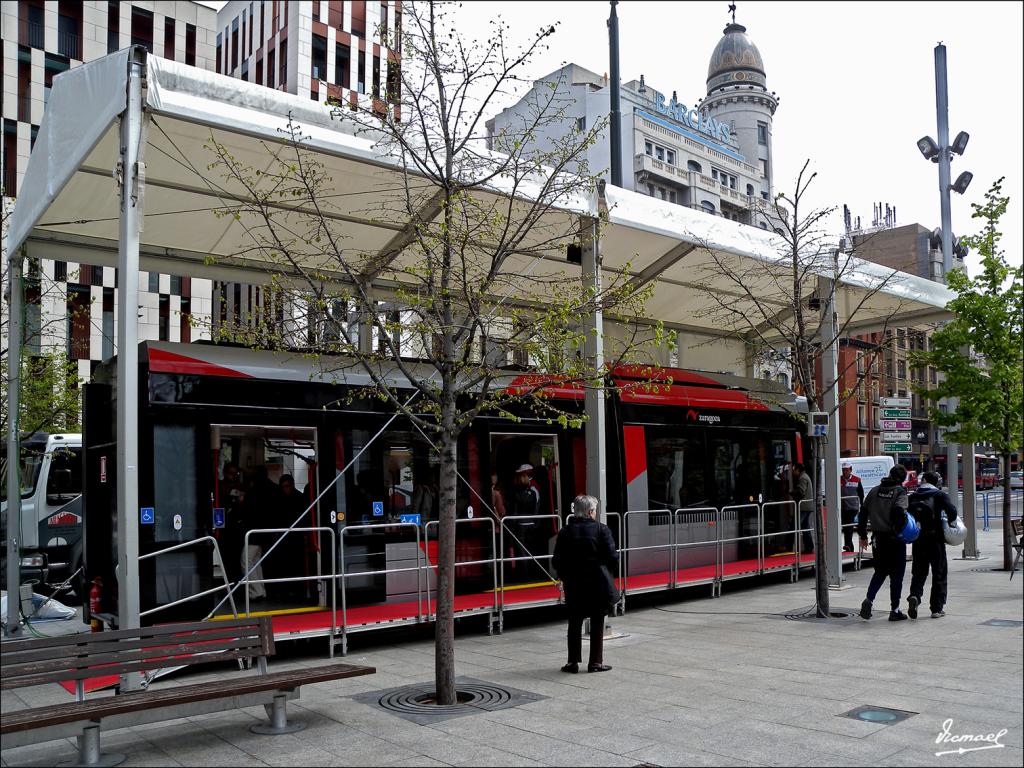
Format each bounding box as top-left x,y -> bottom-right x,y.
89,577 -> 103,633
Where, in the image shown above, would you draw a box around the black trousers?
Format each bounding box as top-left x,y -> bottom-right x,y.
909,534 -> 948,613
841,506 -> 858,548
567,613 -> 605,666
866,536 -> 907,610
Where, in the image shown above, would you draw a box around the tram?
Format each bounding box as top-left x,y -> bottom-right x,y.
82,341 -> 812,644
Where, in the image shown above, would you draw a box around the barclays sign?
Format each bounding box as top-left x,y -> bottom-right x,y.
653,92 -> 731,145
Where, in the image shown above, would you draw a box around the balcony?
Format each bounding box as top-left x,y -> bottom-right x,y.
25,20 -> 44,49
634,153 -> 685,184
58,30 -> 81,60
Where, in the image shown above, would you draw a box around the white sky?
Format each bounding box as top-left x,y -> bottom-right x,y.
201,1 -> 1023,274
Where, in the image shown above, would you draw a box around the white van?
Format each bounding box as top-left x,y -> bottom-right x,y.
841,455 -> 895,493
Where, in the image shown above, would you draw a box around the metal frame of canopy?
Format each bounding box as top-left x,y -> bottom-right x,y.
5,48 -> 956,643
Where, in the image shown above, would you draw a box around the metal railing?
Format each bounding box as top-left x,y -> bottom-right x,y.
422,517 -> 499,622
498,514 -> 562,612
243,526 -> 336,656
673,506 -> 720,590
138,536 -> 238,620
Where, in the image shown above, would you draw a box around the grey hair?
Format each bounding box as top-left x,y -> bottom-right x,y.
572,494 -> 599,518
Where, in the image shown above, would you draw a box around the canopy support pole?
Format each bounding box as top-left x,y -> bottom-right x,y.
116,47 -> 146,689
962,439 -> 978,558
819,274 -> 843,588
583,215 -> 606,519
4,247 -> 25,637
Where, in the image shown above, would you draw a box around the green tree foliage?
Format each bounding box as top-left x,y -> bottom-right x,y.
912,178 -> 1023,568
17,350 -> 82,438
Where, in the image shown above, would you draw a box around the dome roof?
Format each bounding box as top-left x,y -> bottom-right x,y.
707,22 -> 765,83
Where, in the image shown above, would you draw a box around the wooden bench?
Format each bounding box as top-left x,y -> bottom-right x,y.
1,617 -> 374,767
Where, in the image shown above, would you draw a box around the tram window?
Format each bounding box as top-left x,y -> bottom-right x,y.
709,435 -> 767,507
154,424 -> 198,539
644,431 -> 707,510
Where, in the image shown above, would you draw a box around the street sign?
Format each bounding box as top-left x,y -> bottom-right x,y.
881,431 -> 912,442
882,443 -> 913,453
880,419 -> 912,430
880,397 -> 911,408
881,408 -> 912,418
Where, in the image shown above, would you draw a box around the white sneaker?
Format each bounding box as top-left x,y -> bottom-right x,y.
931,610 -> 946,618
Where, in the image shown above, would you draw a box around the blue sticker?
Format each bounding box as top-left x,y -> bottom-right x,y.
140,507 -> 155,525
399,514 -> 421,525
213,508 -> 225,528
372,501 -> 384,517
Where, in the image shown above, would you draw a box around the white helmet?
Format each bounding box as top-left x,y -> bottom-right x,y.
943,515 -> 968,547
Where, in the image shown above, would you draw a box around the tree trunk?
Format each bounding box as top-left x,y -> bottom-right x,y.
1002,451 -> 1013,571
434,427 -> 458,704
811,436 -> 830,618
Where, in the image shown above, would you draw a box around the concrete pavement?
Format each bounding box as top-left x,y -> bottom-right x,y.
2,527 -> 1021,767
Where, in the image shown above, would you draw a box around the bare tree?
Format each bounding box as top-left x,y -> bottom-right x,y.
688,161 -> 911,617
198,1 -> 664,703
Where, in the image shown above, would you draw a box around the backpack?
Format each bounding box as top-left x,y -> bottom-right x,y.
909,495 -> 937,535
866,484 -> 906,534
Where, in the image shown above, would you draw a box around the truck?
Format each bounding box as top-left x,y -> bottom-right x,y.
1,433 -> 85,603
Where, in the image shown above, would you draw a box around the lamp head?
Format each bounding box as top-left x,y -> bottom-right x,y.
917,136 -> 940,161
951,171 -> 973,195
951,131 -> 969,155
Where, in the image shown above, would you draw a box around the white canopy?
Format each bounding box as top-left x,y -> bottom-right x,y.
8,50 -> 954,336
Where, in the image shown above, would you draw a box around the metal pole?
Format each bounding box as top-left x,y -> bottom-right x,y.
4,247 -> 24,637
962,443 -> 978,557
934,44 -> 961,506
583,216 -> 607,518
116,47 -> 146,687
607,1 -> 622,187
819,273 -> 843,588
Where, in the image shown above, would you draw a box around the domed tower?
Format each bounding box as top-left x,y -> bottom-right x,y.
702,13 -> 779,199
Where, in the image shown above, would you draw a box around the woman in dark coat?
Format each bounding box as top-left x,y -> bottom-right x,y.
552,494 -> 618,673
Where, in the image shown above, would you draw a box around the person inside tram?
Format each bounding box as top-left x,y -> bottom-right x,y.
278,474 -> 311,598
411,462 -> 435,521
791,463 -> 814,553
352,469 -> 380,523
490,471 -> 507,520
238,466 -> 275,601
511,464 -> 541,517
218,462 -> 245,582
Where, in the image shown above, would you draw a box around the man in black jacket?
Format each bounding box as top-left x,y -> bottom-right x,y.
552,494 -> 618,674
907,471 -> 958,619
858,464 -> 910,621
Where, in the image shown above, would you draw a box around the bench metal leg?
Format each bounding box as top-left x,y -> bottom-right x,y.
56,725 -> 125,768
250,693 -> 307,735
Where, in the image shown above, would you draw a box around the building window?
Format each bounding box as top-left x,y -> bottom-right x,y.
872,436 -> 880,455
873,406 -> 880,428
687,160 -> 701,173
372,54 -> 381,98
24,2 -> 45,49
760,158 -> 768,178
655,146 -> 664,162
897,360 -> 906,379
380,2 -> 389,36
856,352 -> 864,374
231,17 -> 239,71
701,201 -> 715,215
647,184 -> 655,197
669,190 -> 676,204
67,285 -> 91,361
267,48 -> 275,88
757,122 -> 768,145
761,191 -> 769,200
311,34 -> 327,80
57,4 -> 82,60
216,33 -> 222,73
102,288 -> 114,359
666,149 -> 675,166
644,141 -> 653,157
255,55 -> 263,84
279,38 -> 287,87
131,6 -> 154,51
576,116 -> 586,133
107,1 -> 120,53
357,48 -> 366,93
249,2 -> 254,53
858,404 -> 866,428
159,295 -> 170,341
858,435 -> 867,455
386,58 -> 400,103
186,23 -> 196,66
351,1 -> 366,37
746,183 -> 754,196
164,17 -> 176,60
336,42 -> 351,87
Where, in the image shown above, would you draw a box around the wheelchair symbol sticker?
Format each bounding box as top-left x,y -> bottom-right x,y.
140,507 -> 155,525
372,501 -> 384,517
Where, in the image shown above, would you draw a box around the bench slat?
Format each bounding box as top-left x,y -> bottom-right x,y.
3,634 -> 264,675
0,618 -> 264,653
0,664 -> 376,735
2,626 -> 264,667
3,647 -> 260,689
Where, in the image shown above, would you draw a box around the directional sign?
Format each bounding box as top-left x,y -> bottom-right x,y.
882,443 -> 913,453
882,408 -> 912,419
881,431 -> 912,443
880,419 -> 912,430
372,501 -> 384,517
140,507 -> 155,525
880,397 -> 911,408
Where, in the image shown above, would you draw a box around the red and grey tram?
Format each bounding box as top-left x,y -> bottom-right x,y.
82,341 -> 814,648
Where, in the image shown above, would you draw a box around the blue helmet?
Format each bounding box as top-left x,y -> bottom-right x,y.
897,510 -> 920,543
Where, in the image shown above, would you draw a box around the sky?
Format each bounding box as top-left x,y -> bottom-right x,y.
200,1 -> 1024,274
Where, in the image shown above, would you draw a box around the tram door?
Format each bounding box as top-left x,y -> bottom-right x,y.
490,433 -> 561,585
210,425 -> 322,611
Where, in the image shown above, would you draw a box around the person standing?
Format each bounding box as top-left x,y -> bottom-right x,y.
840,463 -> 865,552
906,471 -> 958,619
792,463 -> 814,554
858,464 -> 910,621
552,495 -> 618,673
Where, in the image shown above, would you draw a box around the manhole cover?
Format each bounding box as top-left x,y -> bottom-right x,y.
980,618 -> 1024,628
784,606 -> 858,622
840,705 -> 917,725
352,677 -> 546,724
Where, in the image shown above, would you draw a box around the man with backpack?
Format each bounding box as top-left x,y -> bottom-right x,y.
858,464 -> 910,621
906,471 -> 958,619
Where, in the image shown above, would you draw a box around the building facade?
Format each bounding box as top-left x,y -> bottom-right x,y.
487,18 -> 779,230
2,0 -> 218,383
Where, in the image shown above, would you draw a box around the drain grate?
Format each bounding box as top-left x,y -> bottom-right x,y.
980,618 -> 1024,628
839,705 -> 917,725
784,607 -> 858,622
352,676 -> 546,724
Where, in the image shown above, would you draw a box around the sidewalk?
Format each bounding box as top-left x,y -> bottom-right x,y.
3,528 -> 1021,767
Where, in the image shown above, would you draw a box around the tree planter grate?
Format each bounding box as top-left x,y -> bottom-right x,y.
352,676 -> 546,724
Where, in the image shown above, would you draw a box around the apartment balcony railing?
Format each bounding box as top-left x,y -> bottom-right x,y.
2,164 -> 17,198
25,20 -> 44,49
58,30 -> 80,60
